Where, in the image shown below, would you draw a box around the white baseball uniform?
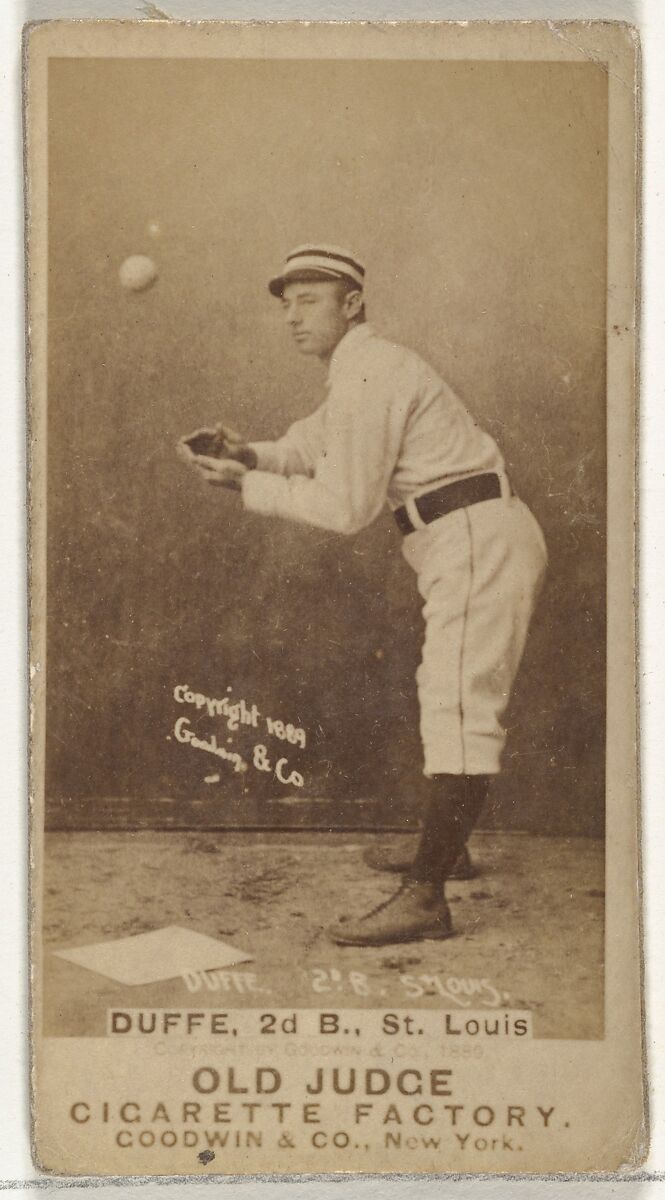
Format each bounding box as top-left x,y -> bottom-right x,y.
242,323 -> 547,775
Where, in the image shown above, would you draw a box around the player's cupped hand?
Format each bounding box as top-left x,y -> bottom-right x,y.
214,425 -> 258,469
177,423 -> 257,469
176,427 -> 249,489
191,454 -> 248,491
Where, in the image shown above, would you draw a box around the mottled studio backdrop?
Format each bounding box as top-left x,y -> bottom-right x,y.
46,59 -> 607,834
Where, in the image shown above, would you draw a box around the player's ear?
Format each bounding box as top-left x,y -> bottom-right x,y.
343,288 -> 364,320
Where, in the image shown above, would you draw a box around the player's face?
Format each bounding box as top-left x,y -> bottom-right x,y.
280,281 -> 355,360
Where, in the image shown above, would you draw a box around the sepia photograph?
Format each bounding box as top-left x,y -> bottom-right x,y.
27,19 -> 642,1175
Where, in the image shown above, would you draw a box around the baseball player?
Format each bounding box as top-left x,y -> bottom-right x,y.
179,244 -> 547,947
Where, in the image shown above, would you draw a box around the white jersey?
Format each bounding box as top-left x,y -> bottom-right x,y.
242,323 -> 504,535
241,321 -> 545,777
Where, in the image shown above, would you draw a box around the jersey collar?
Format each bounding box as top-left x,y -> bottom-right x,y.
327,323 -> 374,384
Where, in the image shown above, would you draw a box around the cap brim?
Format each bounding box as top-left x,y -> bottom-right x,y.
268,267 -> 359,297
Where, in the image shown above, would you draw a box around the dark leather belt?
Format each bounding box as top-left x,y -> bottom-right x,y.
393,473 -> 507,536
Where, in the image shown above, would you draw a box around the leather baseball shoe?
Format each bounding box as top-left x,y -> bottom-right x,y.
363,841 -> 477,880
327,881 -> 453,947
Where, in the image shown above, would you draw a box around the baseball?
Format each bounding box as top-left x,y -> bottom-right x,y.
118,254 -> 158,292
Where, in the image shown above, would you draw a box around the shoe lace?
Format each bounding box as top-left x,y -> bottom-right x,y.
359,881 -> 411,921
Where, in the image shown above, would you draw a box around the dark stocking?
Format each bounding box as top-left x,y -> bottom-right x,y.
408,774 -> 490,887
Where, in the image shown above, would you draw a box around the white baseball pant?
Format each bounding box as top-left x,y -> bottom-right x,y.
401,490 -> 548,776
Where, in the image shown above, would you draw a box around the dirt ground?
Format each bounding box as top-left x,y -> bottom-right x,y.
42,830 -> 604,1039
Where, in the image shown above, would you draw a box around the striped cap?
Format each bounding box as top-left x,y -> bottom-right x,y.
269,244 -> 365,297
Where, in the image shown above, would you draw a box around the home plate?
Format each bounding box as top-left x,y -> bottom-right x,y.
52,925 -> 253,985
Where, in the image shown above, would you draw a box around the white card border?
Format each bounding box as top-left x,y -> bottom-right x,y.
5,0 -> 664,1190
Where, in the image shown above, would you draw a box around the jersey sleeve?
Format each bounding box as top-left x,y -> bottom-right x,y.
248,409 -> 324,477
241,351 -> 411,535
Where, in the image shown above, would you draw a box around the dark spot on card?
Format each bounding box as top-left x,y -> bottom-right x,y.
380,954 -> 422,970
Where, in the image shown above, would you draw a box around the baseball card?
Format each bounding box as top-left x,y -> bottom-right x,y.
25,19 -> 642,1176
